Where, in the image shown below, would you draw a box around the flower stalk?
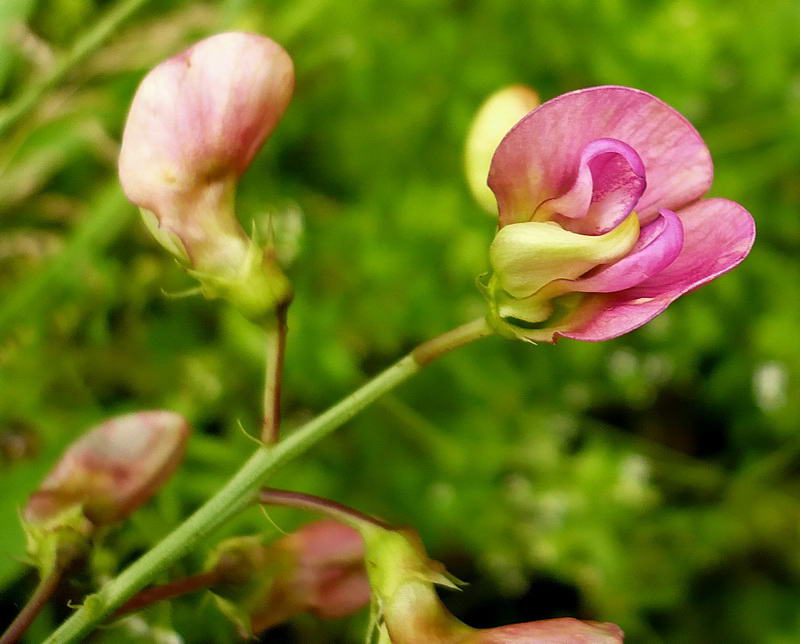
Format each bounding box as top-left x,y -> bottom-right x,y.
261,305 -> 289,443
0,567 -> 63,644
114,571 -> 221,617
44,318 -> 492,643
259,488 -> 391,531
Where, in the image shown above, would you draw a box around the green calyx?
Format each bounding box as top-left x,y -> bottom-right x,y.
479,271 -> 585,341
140,199 -> 293,323
22,504 -> 92,578
187,237 -> 292,324
360,525 -> 470,643
362,526 -> 461,598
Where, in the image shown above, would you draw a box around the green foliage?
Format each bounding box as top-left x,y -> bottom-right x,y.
1,0 -> 799,642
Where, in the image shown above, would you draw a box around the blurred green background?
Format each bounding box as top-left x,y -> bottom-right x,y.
1,0 -> 799,642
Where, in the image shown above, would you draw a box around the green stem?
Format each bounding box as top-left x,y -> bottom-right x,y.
411,317 -> 491,366
44,317 -> 492,643
0,568 -> 62,644
0,0 -> 151,137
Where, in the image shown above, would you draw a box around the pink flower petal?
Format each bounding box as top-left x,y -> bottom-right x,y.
477,618 -> 624,643
562,209 -> 684,293
119,32 -> 294,216
554,198 -> 755,342
536,138 -> 646,235
488,86 -> 713,228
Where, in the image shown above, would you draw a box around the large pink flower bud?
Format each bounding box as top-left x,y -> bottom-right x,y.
118,32 -> 294,318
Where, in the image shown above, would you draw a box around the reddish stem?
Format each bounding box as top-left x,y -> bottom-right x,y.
113,570 -> 220,617
0,569 -> 62,644
261,305 -> 288,444
259,487 -> 391,531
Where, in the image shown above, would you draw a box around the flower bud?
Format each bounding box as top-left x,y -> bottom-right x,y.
208,519 -> 370,635
25,411 -> 189,527
22,411 -> 189,574
464,85 -> 540,214
118,32 -> 294,319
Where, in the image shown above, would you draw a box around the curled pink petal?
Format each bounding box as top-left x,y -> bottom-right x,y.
488,86 -> 712,227
536,138 -> 646,235
633,199 -> 755,296
562,209 -> 684,293
554,198 -> 755,342
477,618 -> 624,643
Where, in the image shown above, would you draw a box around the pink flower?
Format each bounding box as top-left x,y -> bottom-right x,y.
118,32 -> 294,316
484,86 -> 755,342
24,411 -> 190,527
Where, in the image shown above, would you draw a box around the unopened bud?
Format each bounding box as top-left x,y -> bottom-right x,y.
119,32 -> 294,319
22,411 -> 189,573
209,519 -> 369,635
465,85 -> 540,214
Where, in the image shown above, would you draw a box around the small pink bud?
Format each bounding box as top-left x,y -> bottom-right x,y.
209,519 -> 370,635
118,32 -> 294,317
24,411 -> 190,528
